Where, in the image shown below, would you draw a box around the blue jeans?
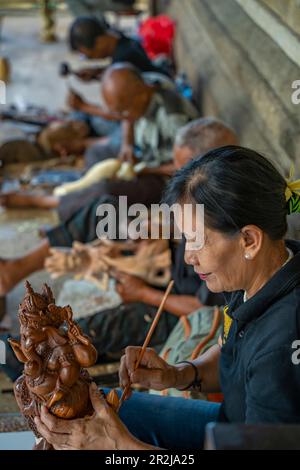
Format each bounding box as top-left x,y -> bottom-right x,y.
69,112 -> 120,140
109,389 -> 221,449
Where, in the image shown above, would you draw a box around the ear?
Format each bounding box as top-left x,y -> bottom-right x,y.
173,145 -> 194,169
80,46 -> 93,59
240,225 -> 264,259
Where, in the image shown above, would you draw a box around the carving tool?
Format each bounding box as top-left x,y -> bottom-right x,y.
117,279 -> 174,411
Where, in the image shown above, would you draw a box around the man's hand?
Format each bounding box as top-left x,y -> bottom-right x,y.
119,346 -> 180,393
67,90 -> 86,111
115,272 -> 148,304
34,383 -> 138,450
75,67 -> 102,82
118,144 -> 137,164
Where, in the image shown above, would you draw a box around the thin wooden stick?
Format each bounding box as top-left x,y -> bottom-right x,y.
117,279 -> 174,412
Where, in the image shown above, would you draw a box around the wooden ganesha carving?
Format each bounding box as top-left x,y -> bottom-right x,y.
8,281 -> 98,449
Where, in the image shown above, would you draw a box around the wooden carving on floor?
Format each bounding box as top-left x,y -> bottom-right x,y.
8,281 -> 99,449
45,239 -> 171,290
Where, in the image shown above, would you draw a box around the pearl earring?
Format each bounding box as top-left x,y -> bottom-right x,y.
245,253 -> 251,260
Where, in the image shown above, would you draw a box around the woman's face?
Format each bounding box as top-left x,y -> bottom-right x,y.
183,213 -> 247,293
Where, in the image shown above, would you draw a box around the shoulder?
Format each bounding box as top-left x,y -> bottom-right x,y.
117,35 -> 144,55
113,35 -> 139,59
260,286 -> 300,330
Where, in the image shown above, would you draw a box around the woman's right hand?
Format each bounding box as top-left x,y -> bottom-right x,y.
119,346 -> 179,393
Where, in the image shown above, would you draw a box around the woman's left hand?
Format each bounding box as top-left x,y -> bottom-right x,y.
34,383 -> 135,450
115,272 -> 149,304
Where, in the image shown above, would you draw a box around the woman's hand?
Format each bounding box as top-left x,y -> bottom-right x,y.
34,383 -> 138,450
115,272 -> 149,304
119,346 -> 181,393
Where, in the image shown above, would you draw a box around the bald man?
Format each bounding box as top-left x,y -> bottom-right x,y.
69,63 -> 197,169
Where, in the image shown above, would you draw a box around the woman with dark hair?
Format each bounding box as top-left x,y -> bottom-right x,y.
34,146 -> 300,450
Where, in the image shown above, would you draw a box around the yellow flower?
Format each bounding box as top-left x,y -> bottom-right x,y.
285,164 -> 300,202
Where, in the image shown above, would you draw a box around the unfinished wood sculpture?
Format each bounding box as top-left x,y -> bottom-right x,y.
53,159 -> 137,197
45,239 -> 171,290
8,282 -> 117,449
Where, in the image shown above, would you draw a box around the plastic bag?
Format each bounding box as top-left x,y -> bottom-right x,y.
138,15 -> 176,60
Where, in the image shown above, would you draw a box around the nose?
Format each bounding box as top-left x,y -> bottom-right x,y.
184,249 -> 199,266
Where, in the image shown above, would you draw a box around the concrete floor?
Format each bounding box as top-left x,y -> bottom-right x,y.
0,13 -> 131,413
1,13 -> 105,111
0,207 -> 60,331
0,14 -> 89,332
0,11 -> 135,330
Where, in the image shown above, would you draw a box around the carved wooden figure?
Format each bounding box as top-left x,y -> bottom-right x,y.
45,239 -> 171,290
9,281 -> 99,449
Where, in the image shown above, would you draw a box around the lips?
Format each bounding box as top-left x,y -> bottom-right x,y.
193,267 -> 212,280
195,271 -> 211,281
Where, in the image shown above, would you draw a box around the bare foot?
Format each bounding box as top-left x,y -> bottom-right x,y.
0,192 -> 36,209
0,241 -> 50,295
0,192 -> 59,210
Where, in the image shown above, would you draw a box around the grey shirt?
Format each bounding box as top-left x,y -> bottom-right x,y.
134,88 -> 198,167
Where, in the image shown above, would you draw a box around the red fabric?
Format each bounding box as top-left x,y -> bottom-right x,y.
138,15 -> 176,59
207,393 -> 224,403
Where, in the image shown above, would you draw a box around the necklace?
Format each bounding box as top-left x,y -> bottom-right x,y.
243,247 -> 294,302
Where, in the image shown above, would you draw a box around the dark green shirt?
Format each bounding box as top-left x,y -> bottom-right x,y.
220,240 -> 300,423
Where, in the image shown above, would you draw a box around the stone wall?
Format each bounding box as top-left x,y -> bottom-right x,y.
160,0 -> 300,174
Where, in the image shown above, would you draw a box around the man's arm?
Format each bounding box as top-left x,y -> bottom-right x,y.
141,285 -> 202,317
79,102 -> 123,121
118,119 -> 136,163
74,66 -> 105,82
67,90 -> 123,121
140,162 -> 176,177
